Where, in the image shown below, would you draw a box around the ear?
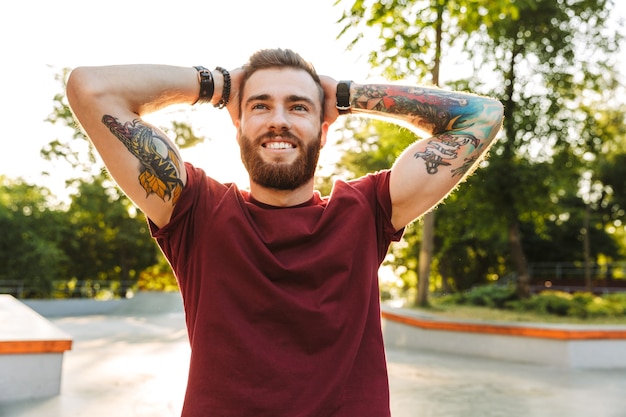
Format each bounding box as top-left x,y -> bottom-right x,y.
235,120 -> 241,144
320,121 -> 329,148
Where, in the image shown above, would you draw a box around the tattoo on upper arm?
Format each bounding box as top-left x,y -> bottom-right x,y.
102,115 -> 183,204
413,133 -> 480,176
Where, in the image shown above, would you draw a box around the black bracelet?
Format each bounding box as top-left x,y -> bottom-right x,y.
193,66 -> 214,105
336,80 -> 352,114
214,66 -> 231,109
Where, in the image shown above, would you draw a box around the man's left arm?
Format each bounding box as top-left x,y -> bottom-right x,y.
343,82 -> 504,230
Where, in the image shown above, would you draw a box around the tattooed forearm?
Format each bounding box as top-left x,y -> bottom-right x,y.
352,85 -> 475,135
102,115 -> 183,204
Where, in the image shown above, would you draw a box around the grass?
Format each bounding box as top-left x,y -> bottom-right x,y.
411,302 -> 626,325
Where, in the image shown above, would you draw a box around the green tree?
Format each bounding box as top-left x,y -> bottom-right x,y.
59,174 -> 158,297
337,0 -> 515,304
598,152 -> 626,240
480,0 -> 622,296
0,176 -> 68,297
337,0 -> 624,298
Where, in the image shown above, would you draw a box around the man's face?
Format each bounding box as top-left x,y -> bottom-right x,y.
236,68 -> 328,191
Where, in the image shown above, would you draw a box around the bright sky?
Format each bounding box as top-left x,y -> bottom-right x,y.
1,0 -> 624,203
0,0 -> 373,202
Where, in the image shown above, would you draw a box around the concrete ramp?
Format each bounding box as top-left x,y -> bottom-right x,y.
0,295 -> 73,401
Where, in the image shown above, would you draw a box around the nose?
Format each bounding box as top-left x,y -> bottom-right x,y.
267,106 -> 291,131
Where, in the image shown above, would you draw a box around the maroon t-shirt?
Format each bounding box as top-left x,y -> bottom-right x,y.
151,163 -> 403,417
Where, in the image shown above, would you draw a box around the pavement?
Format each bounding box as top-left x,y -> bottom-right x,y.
2,293 -> 626,417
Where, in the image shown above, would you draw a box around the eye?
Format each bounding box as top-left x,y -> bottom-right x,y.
251,103 -> 268,110
292,104 -> 308,112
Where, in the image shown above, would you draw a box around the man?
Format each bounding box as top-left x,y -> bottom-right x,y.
66,48 -> 503,417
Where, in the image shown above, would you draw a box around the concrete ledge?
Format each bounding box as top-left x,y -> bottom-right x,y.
23,297 -> 125,317
381,306 -> 626,369
0,295 -> 73,402
23,291 -> 183,318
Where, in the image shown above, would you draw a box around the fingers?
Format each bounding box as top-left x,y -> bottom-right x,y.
319,75 -> 339,125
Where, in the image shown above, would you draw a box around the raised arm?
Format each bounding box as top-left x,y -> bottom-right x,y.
341,82 -> 504,230
66,65 -> 228,227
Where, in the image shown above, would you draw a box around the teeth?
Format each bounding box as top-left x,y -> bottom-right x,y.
265,142 -> 294,149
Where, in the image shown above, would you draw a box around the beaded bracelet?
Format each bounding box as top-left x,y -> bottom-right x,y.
214,66 -> 231,109
193,66 -> 214,105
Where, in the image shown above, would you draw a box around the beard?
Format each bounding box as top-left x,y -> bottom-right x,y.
239,129 -> 322,191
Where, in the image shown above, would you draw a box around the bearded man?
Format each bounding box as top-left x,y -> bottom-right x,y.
66,48 -> 503,417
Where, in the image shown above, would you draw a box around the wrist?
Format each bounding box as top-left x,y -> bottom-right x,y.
336,80 -> 353,115
213,67 -> 231,108
191,66 -> 231,108
192,66 -> 214,105
210,69 -> 224,106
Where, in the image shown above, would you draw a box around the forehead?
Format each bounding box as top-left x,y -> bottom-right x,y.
243,68 -> 321,105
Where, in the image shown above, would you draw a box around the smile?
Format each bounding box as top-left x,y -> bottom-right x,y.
263,141 -> 296,149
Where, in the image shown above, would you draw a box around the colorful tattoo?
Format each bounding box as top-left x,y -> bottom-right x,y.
353,84 -> 495,177
354,85 -> 474,134
102,115 -> 183,204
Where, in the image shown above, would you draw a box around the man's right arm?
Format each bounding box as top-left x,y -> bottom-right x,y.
66,65 -> 225,227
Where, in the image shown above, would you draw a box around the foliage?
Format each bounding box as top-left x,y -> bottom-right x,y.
137,253 -> 179,292
474,0 -> 623,295
335,0 -> 626,297
0,176 -> 68,297
508,290 -> 626,318
438,284 -> 518,309
0,175 -> 161,298
437,284 -> 626,319
57,173 -> 159,296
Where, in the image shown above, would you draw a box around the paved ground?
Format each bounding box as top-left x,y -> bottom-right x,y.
2,294 -> 626,417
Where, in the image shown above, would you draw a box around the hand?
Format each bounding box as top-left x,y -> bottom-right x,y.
225,67 -> 245,125
320,75 -> 339,126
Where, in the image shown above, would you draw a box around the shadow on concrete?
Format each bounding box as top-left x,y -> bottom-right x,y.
3,292 -> 626,417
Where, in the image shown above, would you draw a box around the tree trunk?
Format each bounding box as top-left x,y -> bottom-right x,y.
414,4 -> 444,307
583,204 -> 593,292
508,221 -> 530,298
501,47 -> 532,299
416,212 -> 435,306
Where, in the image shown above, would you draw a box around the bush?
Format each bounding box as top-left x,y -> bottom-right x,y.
511,291 -> 573,316
436,292 -> 465,305
605,292 -> 626,305
439,286 -> 626,320
440,284 -> 518,308
584,297 -> 622,317
507,290 -> 626,318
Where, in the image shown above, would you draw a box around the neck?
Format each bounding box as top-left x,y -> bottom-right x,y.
248,178 -> 315,207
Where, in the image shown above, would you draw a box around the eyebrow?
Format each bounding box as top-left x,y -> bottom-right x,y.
246,93 -> 317,108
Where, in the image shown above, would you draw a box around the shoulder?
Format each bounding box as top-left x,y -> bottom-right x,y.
328,170 -> 393,214
334,170 -> 392,198
183,162 -> 233,196
154,163 -> 240,229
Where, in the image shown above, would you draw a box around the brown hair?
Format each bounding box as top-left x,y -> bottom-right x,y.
241,48 -> 324,119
